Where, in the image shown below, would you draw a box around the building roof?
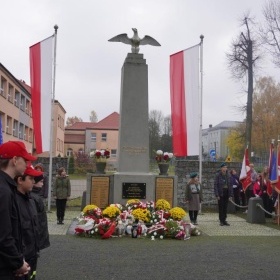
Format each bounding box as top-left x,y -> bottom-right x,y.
214,120 -> 242,129
66,112 -> 119,131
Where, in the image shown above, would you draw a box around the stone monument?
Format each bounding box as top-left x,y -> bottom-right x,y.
108,29 -> 177,206
86,29 -> 177,208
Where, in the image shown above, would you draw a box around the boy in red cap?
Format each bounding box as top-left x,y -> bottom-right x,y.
0,141 -> 36,279
15,165 -> 43,280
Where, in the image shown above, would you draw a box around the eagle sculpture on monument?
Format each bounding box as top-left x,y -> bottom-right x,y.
108,28 -> 161,53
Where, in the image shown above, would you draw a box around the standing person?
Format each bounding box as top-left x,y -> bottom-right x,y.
34,163 -> 49,208
0,141 -> 36,279
245,163 -> 257,207
53,167 -> 71,225
253,174 -> 263,197
214,163 -> 233,226
31,174 -> 50,251
14,165 -> 43,280
261,166 -> 273,217
185,172 -> 203,225
230,169 -> 242,211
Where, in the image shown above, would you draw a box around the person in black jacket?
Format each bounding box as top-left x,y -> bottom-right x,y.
15,165 -> 43,280
34,163 -> 49,207
0,141 -> 37,279
214,163 -> 233,226
30,175 -> 50,251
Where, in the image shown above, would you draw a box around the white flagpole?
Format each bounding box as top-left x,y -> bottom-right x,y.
199,35 -> 204,214
47,24 -> 58,212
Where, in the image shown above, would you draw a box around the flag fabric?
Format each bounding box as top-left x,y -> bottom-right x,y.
239,148 -> 251,191
269,142 -> 280,193
0,117 -> 3,145
269,142 -> 278,184
170,44 -> 200,156
30,35 -> 53,154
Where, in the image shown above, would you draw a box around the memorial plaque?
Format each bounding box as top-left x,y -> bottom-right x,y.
122,183 -> 146,199
155,177 -> 174,207
90,176 -> 110,208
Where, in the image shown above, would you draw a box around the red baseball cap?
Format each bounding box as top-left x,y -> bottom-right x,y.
0,141 -> 37,161
24,164 -> 43,177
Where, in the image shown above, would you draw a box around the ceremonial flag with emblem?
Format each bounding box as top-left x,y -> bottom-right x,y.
30,35 -> 53,154
239,147 -> 251,191
170,44 -> 200,157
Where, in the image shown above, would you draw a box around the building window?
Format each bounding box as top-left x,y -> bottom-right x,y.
13,120 -> 19,137
101,133 -> 107,142
14,91 -> 20,107
111,149 -> 117,158
0,77 -> 7,97
67,148 -> 73,157
78,148 -> 84,154
91,132 -> 96,142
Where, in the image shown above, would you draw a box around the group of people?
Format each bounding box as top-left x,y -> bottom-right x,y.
185,163 -> 279,226
0,140 -> 71,280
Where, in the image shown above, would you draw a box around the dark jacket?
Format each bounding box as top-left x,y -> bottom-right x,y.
0,170 -> 24,274
31,187 -> 50,250
38,174 -> 49,199
16,191 -> 39,261
214,170 -> 233,198
53,175 -> 71,199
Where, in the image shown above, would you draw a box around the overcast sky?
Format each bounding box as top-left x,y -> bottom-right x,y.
1,0 -> 279,128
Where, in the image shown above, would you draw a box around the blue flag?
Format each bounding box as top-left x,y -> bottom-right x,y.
0,117 -> 3,145
269,143 -> 278,184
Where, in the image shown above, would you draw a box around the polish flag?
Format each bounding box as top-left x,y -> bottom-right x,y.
170,45 -> 200,156
239,147 -> 251,191
30,36 -> 53,154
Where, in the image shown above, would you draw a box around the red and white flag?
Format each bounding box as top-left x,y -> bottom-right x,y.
239,147 -> 251,191
170,45 -> 200,156
30,36 -> 53,154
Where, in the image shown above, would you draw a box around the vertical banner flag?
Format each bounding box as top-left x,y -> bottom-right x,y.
269,141 -> 280,193
269,141 -> 278,184
170,45 -> 200,156
0,117 -> 3,145
239,147 -> 251,191
30,36 -> 53,154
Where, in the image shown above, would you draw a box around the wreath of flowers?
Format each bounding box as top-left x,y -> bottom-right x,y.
102,206 -> 121,219
155,199 -> 171,211
169,207 -> 187,221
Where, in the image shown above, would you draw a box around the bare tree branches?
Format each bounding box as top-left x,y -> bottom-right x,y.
260,0 -> 280,67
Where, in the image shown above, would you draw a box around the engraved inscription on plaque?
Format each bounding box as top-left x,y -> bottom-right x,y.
122,183 -> 146,199
155,177 -> 174,207
90,176 -> 110,208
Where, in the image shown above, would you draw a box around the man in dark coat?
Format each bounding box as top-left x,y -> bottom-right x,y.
214,163 -> 233,226
0,141 -> 37,279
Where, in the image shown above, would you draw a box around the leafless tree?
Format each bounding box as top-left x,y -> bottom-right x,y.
89,110 -> 98,122
226,15 -> 261,157
260,0 -> 280,67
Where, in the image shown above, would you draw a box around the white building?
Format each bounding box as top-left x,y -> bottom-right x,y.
202,121 -> 242,161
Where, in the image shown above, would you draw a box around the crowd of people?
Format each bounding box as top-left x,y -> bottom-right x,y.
0,140 -> 71,280
185,163 -> 279,226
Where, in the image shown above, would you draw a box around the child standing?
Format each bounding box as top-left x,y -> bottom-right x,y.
15,165 -> 43,280
30,175 -> 50,251
185,172 -> 203,225
53,167 -> 71,224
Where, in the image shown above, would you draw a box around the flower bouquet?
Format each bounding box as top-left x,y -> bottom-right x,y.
90,149 -> 110,162
155,150 -> 173,163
